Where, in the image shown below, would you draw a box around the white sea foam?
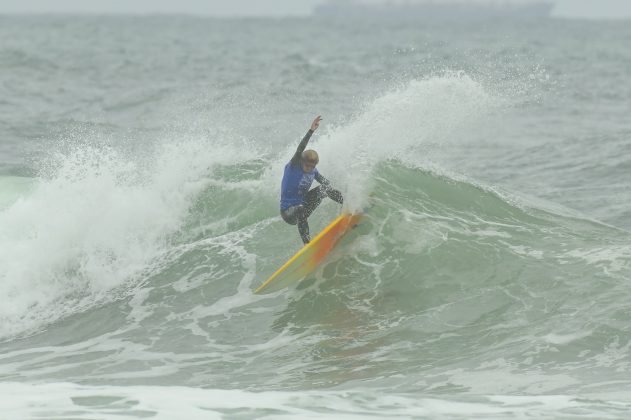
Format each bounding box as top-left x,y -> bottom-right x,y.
0,136 -> 257,339
1,382 -> 629,420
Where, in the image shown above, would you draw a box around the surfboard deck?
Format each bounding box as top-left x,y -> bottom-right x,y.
255,212 -> 363,294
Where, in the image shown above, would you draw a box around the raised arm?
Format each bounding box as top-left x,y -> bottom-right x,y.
290,116 -> 321,166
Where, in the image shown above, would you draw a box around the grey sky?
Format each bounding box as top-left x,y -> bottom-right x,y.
1,0 -> 631,19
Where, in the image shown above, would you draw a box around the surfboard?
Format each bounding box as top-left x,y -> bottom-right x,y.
255,212 -> 364,294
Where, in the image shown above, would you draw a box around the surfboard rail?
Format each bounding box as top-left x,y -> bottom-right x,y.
255,212 -> 363,294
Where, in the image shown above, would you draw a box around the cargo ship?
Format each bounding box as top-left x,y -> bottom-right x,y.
313,0 -> 554,20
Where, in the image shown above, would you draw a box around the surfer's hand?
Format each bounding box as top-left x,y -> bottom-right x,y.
310,116 -> 322,132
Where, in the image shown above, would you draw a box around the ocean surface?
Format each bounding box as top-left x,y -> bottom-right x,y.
1,15 -> 630,419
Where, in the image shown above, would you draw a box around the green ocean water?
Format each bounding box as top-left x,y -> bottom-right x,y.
1,15 -> 631,419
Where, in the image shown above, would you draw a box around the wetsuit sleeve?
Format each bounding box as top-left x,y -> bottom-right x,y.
290,129 -> 314,167
315,171 -> 343,204
314,171 -> 330,187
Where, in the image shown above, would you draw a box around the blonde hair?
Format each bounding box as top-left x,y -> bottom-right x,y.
301,149 -> 319,164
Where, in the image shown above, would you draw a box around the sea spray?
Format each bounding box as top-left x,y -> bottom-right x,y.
263,74 -> 495,213
0,137 -> 257,339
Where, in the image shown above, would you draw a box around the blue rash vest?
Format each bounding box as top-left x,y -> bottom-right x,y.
280,128 -> 331,211
280,163 -> 319,210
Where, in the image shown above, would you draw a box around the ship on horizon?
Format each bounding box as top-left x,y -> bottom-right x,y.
313,0 -> 555,20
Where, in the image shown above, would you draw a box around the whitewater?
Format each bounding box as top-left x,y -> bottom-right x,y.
1,15 -> 631,419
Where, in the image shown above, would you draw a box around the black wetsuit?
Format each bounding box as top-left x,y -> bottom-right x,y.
280,130 -> 343,244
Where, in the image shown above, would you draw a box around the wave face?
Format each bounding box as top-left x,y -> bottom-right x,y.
2,16 -> 631,419
2,77 -> 630,403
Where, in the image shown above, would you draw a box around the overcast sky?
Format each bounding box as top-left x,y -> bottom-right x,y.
1,0 -> 631,19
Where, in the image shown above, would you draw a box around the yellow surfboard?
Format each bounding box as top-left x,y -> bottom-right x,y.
255,212 -> 364,294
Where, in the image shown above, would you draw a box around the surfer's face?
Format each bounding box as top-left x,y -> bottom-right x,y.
302,160 -> 317,172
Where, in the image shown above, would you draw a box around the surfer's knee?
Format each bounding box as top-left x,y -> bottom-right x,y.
281,205 -> 304,225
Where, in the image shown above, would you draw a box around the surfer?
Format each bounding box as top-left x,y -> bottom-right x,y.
280,116 -> 344,245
